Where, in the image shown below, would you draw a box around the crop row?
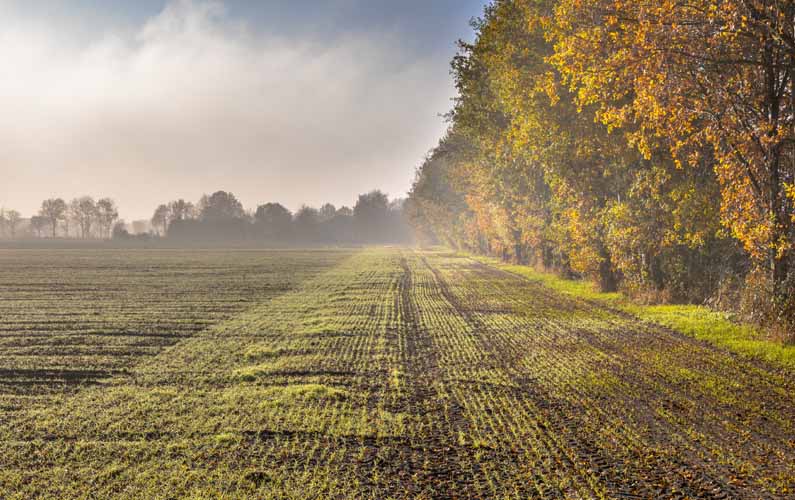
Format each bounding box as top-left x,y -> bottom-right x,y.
0,248 -> 793,498
0,249 -> 349,419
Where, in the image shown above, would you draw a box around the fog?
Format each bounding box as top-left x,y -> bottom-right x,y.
0,0 -> 479,220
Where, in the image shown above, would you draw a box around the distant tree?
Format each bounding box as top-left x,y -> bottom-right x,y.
39,198 -> 67,238
387,198 -> 412,244
112,220 -> 129,240
294,205 -> 320,242
255,203 -> 291,224
319,203 -> 337,221
29,216 -> 46,238
322,204 -> 356,243
151,204 -> 171,237
354,190 -> 390,242
199,191 -> 244,221
168,199 -> 196,222
254,202 -> 293,239
69,197 -> 97,239
62,213 -> 71,237
4,210 -> 21,239
68,199 -> 80,238
96,198 -> 119,239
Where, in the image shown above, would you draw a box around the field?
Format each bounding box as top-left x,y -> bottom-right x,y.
0,248 -> 793,499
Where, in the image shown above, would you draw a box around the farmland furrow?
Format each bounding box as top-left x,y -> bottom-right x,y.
0,249 -> 349,419
0,248 -> 793,498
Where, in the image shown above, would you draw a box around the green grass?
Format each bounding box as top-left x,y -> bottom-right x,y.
468,254 -> 795,369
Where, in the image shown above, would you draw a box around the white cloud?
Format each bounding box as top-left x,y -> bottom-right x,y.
0,0 -> 453,218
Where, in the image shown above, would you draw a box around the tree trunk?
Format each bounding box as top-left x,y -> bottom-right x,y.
597,246 -> 618,293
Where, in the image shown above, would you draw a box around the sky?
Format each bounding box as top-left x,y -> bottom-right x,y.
0,0 -> 486,220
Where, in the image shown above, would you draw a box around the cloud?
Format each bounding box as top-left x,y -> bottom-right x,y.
0,0 -> 455,219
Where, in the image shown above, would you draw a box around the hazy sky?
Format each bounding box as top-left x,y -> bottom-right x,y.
0,0 -> 485,220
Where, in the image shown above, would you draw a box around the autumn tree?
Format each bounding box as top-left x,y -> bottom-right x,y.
551,0 -> 795,313
407,0 -> 734,300
407,134 -> 473,247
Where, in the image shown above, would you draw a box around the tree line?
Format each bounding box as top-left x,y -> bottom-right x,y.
141,189 -> 412,245
406,0 -> 795,335
0,197 -> 119,240
2,190 -> 411,246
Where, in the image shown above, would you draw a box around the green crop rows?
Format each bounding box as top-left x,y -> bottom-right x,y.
0,250 -> 349,420
0,248 -> 793,498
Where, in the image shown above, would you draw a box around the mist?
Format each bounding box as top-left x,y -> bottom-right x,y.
0,0 -> 466,220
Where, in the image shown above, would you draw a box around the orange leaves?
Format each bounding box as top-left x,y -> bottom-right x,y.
551,0 -> 795,275
409,0 -> 795,305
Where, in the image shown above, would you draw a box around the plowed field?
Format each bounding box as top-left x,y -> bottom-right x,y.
0,249 -> 793,499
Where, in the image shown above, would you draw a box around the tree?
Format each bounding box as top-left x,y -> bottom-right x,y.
293,205 -> 320,242
4,210 -> 21,239
168,199 -> 196,222
407,134 -> 474,248
319,203 -> 337,221
406,0 -> 732,300
354,190 -> 390,243
199,191 -> 244,221
112,220 -> 130,240
39,198 -> 67,238
151,204 -> 171,237
69,197 -> 97,239
29,216 -> 46,238
254,203 -> 293,239
551,0 -> 795,309
95,198 -> 119,240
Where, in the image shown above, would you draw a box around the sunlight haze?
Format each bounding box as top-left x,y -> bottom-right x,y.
0,0 -> 484,219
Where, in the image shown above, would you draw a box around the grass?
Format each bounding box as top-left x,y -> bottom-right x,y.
467,253 -> 795,369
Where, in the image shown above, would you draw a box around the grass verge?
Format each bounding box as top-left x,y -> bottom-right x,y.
467,254 -> 795,369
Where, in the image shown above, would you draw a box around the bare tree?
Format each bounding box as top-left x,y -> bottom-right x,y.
96,198 -> 119,239
151,204 -> 171,237
70,197 -> 97,239
5,210 -> 21,239
168,199 -> 195,222
39,198 -> 68,238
